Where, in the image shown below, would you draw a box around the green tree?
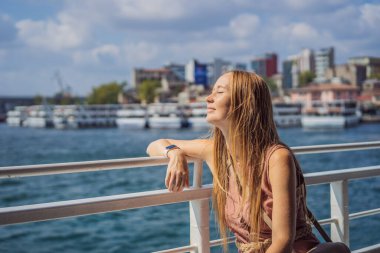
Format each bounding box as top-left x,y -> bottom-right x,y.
299,71 -> 315,87
369,73 -> 380,80
263,77 -> 277,92
138,80 -> 161,104
87,81 -> 123,104
34,94 -> 43,105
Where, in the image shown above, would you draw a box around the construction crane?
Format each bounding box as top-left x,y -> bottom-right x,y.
53,70 -> 72,96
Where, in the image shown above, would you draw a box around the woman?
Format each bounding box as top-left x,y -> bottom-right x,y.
146,71 -> 320,253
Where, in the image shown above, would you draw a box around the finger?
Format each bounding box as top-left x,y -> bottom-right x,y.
165,171 -> 171,189
169,174 -> 176,192
176,173 -> 183,192
185,173 -> 189,187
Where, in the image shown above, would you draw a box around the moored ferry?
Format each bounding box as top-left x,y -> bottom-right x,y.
116,104 -> 148,129
186,102 -> 210,129
273,102 -> 302,127
147,103 -> 187,129
6,106 -> 28,127
301,100 -> 361,130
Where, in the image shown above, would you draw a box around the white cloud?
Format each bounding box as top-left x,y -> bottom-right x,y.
274,22 -> 320,43
116,0 -> 186,20
285,0 -> 347,10
290,23 -> 319,40
229,14 -> 260,38
124,41 -> 159,65
360,4 -> 380,29
92,44 -> 120,64
16,12 -> 88,51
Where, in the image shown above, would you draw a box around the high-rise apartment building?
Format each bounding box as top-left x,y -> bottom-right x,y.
251,53 -> 278,78
299,49 -> 315,73
314,47 -> 334,83
185,59 -> 208,88
282,60 -> 293,90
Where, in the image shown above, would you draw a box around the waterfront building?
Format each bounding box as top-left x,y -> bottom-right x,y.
325,64 -> 367,89
282,49 -> 315,90
360,79 -> 380,106
251,52 -> 278,78
348,56 -> 380,78
206,59 -> 248,86
298,48 -> 315,73
282,60 -> 293,90
211,58 -> 230,84
164,63 -> 186,81
185,59 -> 208,89
290,83 -> 359,108
271,73 -> 284,97
131,67 -> 185,92
314,47 -> 335,83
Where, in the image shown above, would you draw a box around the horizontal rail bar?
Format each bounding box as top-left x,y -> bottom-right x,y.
1,164 -> 380,226
304,165 -> 380,185
0,156 -> 198,179
1,141 -> 379,179
318,217 -> 336,226
353,243 -> 380,253
292,141 -> 380,155
349,208 -> 380,220
152,244 -> 197,253
210,237 -> 235,247
0,185 -> 212,226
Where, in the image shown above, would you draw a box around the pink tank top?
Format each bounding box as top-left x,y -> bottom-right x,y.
225,143 -> 320,253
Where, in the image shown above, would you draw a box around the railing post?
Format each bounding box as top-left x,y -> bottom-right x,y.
189,159 -> 210,253
330,180 -> 349,246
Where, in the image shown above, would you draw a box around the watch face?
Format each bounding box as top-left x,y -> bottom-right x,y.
166,144 -> 177,150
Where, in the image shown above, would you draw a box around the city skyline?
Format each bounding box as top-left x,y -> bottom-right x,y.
0,0 -> 379,96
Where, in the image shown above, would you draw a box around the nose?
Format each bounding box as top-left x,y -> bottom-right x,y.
206,93 -> 214,103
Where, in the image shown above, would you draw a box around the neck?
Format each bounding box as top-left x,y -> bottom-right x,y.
218,125 -> 240,161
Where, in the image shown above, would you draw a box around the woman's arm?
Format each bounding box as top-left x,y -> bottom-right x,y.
265,148 -> 297,253
146,139 -> 213,192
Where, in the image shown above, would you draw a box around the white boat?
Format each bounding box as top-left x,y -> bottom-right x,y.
23,105 -> 54,128
301,100 -> 360,130
186,102 -> 211,129
6,106 -> 28,127
147,103 -> 185,129
63,105 -> 119,128
273,102 -> 302,127
116,104 -> 148,129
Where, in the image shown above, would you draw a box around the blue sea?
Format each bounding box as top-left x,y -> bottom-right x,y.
0,123 -> 379,253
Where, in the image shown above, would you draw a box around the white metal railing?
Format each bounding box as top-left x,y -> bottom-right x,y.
1,141 -> 380,253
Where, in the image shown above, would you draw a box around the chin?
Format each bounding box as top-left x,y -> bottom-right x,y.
206,116 -> 218,125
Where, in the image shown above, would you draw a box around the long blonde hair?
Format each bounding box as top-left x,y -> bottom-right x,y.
210,71 -> 280,251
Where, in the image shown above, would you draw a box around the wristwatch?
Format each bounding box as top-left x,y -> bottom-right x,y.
165,144 -> 180,158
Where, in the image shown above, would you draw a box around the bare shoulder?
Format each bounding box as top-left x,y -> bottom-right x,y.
268,147 -> 293,166
166,138 -> 213,162
268,147 -> 296,183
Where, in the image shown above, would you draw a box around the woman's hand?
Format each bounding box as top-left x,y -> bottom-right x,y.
165,149 -> 190,192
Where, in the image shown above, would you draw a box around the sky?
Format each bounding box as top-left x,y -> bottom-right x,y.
0,0 -> 379,97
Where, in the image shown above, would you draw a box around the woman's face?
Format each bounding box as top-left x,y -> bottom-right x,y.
206,73 -> 232,128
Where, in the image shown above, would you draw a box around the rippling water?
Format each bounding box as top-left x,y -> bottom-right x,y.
0,123 -> 379,252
